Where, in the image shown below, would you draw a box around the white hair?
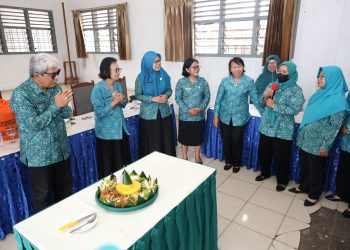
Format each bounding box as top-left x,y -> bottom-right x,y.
29,53 -> 59,76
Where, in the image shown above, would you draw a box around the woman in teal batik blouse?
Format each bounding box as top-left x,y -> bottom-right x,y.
255,55 -> 281,97
325,92 -> 350,218
213,57 -> 263,173
255,61 -> 305,192
175,58 -> 210,164
135,51 -> 176,157
91,57 -> 131,179
289,66 -> 349,207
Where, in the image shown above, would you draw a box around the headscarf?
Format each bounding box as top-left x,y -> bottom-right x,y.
138,51 -> 171,96
266,61 -> 298,124
299,66 -> 350,129
255,55 -> 281,96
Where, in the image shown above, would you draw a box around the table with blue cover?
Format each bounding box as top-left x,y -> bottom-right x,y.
13,152 -> 217,250
201,106 -> 341,193
0,104 -> 177,240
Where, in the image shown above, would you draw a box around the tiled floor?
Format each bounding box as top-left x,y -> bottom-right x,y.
1,149 -> 350,250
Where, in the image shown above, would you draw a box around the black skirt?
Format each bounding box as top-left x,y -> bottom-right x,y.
335,150 -> 350,203
139,111 -> 176,158
178,120 -> 205,146
96,131 -> 132,179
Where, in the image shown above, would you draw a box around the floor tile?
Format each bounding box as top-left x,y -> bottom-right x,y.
295,192 -> 308,201
261,177 -> 297,197
249,187 -> 294,214
275,231 -> 300,249
307,203 -> 321,215
219,222 -> 272,250
234,203 -> 284,238
231,167 -> 260,184
218,216 -> 230,237
337,201 -> 348,212
216,173 -> 229,187
277,216 -> 310,235
208,159 -> 232,176
217,191 -> 245,220
217,177 -> 259,201
0,234 -> 16,250
286,198 -> 311,224
269,240 -> 296,250
188,153 -> 214,166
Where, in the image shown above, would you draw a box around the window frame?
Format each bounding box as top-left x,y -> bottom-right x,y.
194,0 -> 269,58
0,5 -> 57,55
80,6 -> 118,54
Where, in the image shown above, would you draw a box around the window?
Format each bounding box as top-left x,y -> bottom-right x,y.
194,0 -> 270,56
0,6 -> 57,54
81,7 -> 118,53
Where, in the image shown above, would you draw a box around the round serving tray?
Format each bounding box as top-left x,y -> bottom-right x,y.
95,189 -> 159,212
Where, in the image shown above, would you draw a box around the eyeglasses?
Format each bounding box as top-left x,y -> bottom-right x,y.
190,65 -> 201,70
115,67 -> 122,73
43,69 -> 61,79
153,59 -> 161,65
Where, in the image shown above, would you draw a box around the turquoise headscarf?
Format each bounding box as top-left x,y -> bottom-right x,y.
299,66 -> 350,129
266,61 -> 298,124
138,51 -> 171,97
255,55 -> 281,96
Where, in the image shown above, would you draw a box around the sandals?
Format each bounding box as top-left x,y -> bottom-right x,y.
276,184 -> 286,192
255,175 -> 269,182
325,194 -> 342,202
304,198 -> 318,207
224,164 -> 232,171
232,166 -> 240,173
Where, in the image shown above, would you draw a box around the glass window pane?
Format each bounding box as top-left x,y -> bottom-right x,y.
223,21 -> 253,55
4,28 -> 30,52
195,23 -> 219,54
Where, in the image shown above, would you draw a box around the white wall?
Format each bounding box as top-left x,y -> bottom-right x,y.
1,0 -> 350,110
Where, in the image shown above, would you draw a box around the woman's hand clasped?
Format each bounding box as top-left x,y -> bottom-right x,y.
213,116 -> 219,128
111,93 -> 124,108
319,149 -> 328,157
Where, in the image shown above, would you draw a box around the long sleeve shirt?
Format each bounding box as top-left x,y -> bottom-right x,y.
340,112 -> 350,153
91,80 -> 129,140
10,77 -> 71,167
214,74 -> 263,126
297,111 -> 346,156
259,83 -> 305,140
135,78 -> 173,120
175,76 -> 210,121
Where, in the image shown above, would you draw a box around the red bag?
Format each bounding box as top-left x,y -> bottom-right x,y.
0,99 -> 19,141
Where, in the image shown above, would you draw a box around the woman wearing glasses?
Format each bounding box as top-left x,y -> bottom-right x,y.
175,58 -> 210,164
213,57 -> 263,173
135,51 -> 176,157
91,57 -> 131,179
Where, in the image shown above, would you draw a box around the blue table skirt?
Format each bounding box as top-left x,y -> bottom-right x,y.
0,109 -> 177,240
202,109 -> 341,193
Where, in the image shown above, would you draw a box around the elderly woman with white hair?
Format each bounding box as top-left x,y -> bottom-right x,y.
10,53 -> 73,212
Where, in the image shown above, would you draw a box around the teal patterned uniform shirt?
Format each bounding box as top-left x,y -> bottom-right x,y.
297,111 -> 346,155
259,83 -> 305,140
214,74 -> 263,126
91,80 -> 129,140
340,113 -> 350,153
10,77 -> 71,167
135,78 -> 173,120
175,76 -> 210,121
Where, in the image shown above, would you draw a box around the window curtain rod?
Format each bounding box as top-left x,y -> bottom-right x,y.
72,3 -> 123,12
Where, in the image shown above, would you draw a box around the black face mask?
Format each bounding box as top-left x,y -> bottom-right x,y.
278,74 -> 289,82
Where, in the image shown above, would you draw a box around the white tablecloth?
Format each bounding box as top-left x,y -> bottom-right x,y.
13,152 -> 215,250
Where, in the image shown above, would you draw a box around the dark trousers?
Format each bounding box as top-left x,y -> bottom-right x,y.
29,157 -> 72,212
298,149 -> 327,200
219,120 -> 246,166
258,134 -> 292,185
335,150 -> 350,203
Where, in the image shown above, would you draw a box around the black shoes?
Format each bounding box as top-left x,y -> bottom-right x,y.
304,198 -> 317,206
224,164 -> 232,171
255,175 -> 269,182
325,194 -> 342,202
276,184 -> 286,192
232,166 -> 240,173
342,209 -> 350,219
288,187 -> 303,194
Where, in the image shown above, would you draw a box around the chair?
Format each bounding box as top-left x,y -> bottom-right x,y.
117,76 -> 128,102
71,81 -> 95,116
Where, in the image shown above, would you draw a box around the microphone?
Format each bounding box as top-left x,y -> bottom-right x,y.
270,83 -> 279,99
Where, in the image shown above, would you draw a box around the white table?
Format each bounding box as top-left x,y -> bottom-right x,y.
14,152 -> 217,250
